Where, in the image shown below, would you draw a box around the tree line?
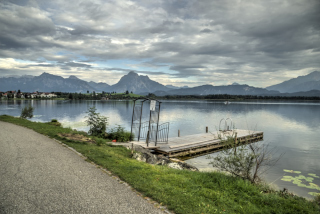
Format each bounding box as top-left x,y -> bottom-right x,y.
146,93 -> 320,100
58,91 -> 134,100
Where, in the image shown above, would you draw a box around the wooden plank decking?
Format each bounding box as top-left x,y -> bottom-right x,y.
131,129 -> 263,158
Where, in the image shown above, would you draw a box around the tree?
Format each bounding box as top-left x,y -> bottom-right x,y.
125,90 -> 129,94
85,106 -> 108,137
20,105 -> 34,119
147,93 -> 156,98
73,93 -> 78,100
207,131 -> 281,183
7,92 -> 14,99
68,93 -> 73,99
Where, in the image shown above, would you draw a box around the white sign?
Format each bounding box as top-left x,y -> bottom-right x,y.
150,100 -> 156,111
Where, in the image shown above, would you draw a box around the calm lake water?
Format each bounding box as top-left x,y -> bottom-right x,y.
1,99 -> 320,198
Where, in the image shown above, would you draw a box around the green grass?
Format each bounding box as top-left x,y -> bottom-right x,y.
1,115 -> 319,214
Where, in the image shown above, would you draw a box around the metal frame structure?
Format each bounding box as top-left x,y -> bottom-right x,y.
130,98 -> 169,146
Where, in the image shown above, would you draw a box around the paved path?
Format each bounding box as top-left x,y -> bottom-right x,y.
0,121 -> 164,214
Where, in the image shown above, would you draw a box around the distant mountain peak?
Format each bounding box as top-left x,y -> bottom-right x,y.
306,71 -> 320,78
141,75 -> 150,80
127,71 -> 139,76
40,72 -> 50,76
68,75 -> 80,80
232,82 -> 240,85
38,72 -> 61,79
166,84 -> 180,89
111,71 -> 169,93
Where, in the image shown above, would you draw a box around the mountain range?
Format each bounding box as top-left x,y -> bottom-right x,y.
266,71 -> 320,93
145,84 -> 280,96
0,71 -> 319,96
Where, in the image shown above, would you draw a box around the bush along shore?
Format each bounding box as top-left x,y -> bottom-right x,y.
1,115 -> 319,214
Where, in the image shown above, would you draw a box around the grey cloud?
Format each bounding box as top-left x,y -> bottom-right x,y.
169,65 -> 209,78
64,62 -> 92,68
150,42 -> 185,53
225,61 -> 246,66
191,44 -> 237,56
138,62 -> 169,68
28,64 -> 56,68
171,65 -> 207,70
200,28 -> 212,33
135,71 -> 167,76
124,43 -> 140,47
0,35 -> 31,49
0,3 -> 55,37
60,67 -> 71,70
148,20 -> 184,34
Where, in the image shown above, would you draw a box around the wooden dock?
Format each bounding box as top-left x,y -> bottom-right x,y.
131,129 -> 263,158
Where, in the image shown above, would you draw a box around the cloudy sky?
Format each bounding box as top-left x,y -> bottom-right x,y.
0,0 -> 319,87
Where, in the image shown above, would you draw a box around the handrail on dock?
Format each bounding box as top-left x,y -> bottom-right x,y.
219,118 -> 233,131
219,118 -> 225,131
225,118 -> 233,131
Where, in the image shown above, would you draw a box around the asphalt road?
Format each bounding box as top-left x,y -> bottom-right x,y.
0,121 -> 165,214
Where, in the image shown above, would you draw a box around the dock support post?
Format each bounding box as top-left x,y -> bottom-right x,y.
146,131 -> 150,147
137,102 -> 144,141
206,126 -> 208,133
178,129 -> 180,137
130,100 -> 136,141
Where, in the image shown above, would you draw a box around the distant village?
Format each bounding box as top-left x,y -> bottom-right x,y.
0,90 -> 134,100
0,91 -> 57,99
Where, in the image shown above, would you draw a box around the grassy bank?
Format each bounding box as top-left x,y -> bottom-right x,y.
1,115 -> 319,214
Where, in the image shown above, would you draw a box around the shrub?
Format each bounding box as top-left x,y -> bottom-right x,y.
207,131 -> 280,183
95,138 -> 105,146
48,119 -> 61,126
85,106 -> 108,137
314,194 -> 320,207
20,105 -> 34,119
108,125 -> 133,142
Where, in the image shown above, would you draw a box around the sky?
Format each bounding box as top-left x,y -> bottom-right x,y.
0,0 -> 319,88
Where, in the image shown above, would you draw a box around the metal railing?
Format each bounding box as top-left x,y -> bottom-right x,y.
219,118 -> 233,131
139,121 -> 150,140
138,121 -> 170,144
156,122 -> 170,144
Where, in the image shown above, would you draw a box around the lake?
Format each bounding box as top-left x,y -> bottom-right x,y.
1,99 -> 320,199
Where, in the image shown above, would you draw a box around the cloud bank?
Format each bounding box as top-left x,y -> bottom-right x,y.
0,0 -> 319,87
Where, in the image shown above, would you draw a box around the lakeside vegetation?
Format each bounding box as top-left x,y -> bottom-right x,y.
2,89 -> 320,101
145,94 -> 320,101
1,114 -> 319,214
51,93 -> 320,101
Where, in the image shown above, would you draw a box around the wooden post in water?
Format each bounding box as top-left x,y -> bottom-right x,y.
178,129 -> 180,137
206,126 -> 208,133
